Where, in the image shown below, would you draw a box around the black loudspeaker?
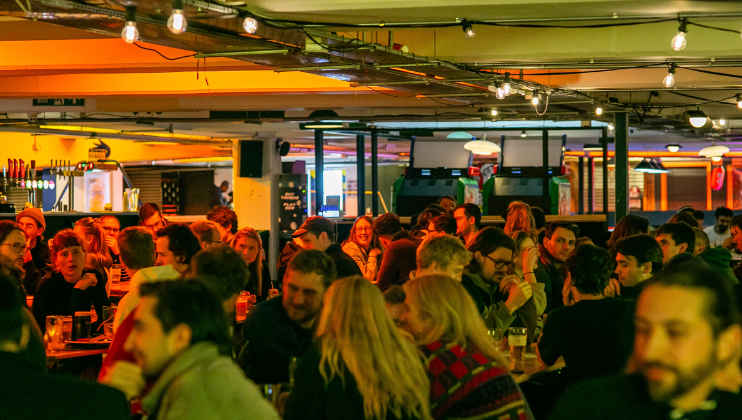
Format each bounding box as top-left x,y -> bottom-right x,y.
239,140 -> 264,178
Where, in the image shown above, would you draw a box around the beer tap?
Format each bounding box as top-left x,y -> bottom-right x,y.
19,159 -> 25,189
11,159 -> 17,190
2,164 -> 6,195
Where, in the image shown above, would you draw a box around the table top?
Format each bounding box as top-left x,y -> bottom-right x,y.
46,347 -> 107,361
110,281 -> 130,297
505,352 -> 565,383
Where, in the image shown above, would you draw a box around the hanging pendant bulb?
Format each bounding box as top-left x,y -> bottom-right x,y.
121,7 -> 139,44
663,64 -> 677,88
461,19 -> 475,38
595,106 -> 603,116
671,19 -> 688,51
496,84 -> 505,100
531,90 -> 540,106
737,94 -> 742,109
167,0 -> 187,34
502,73 -> 511,96
243,17 -> 259,34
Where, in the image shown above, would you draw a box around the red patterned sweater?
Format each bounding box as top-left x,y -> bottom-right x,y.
422,341 -> 534,420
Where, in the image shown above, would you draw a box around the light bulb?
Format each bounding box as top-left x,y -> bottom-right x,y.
121,21 -> 139,44
465,27 -> 475,38
663,72 -> 675,88
608,123 -> 615,131
719,118 -> 726,126
671,31 -> 687,51
43,180 -> 49,189
31,180 -> 37,189
167,9 -> 187,34
496,87 -> 505,100
490,109 -> 498,116
689,117 -> 707,128
595,107 -> 603,116
667,144 -> 681,153
520,130 -> 527,138
49,180 -> 55,189
737,96 -> 742,109
531,96 -> 540,106
243,17 -> 259,34
712,156 -> 722,162
503,82 -> 511,96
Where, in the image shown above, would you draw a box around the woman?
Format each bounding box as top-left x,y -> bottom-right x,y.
342,216 -> 383,282
231,227 -> 272,302
284,276 -> 430,420
410,208 -> 443,239
606,214 -> 649,250
403,275 -> 534,420
503,201 -> 537,242
74,217 -> 113,295
32,229 -> 109,334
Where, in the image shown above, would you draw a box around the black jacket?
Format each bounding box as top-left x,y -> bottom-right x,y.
22,238 -> 52,295
0,351 -> 130,420
32,269 -> 110,334
324,244 -> 363,279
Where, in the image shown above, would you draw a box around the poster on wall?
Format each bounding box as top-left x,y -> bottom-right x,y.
84,171 -> 111,213
278,174 -> 307,232
557,183 -> 571,216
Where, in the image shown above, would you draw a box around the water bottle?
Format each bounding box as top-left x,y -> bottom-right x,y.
236,291 -> 248,319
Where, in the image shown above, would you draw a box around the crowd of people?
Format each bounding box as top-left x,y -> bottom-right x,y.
2,199 -> 742,420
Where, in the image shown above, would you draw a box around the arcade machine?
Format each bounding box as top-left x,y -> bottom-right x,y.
482,134 -> 571,216
391,140 -> 481,216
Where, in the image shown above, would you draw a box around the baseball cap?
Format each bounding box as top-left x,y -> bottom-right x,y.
292,216 -> 335,238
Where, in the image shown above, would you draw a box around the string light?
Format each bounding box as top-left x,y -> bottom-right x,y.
712,156 -> 723,162
671,18 -> 688,51
531,90 -> 540,106
520,130 -> 527,138
121,7 -> 139,44
461,19 -> 475,38
243,17 -> 259,34
502,73 -> 511,96
666,144 -> 682,153
737,94 -> 742,109
719,118 -> 726,126
595,106 -> 603,116
608,123 -> 615,131
167,0 -> 187,35
490,109 -> 498,116
663,64 -> 677,88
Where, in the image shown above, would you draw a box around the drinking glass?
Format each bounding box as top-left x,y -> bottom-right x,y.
111,264 -> 121,286
508,327 -> 528,374
101,306 -> 116,336
61,316 -> 73,341
45,316 -> 65,351
488,328 -> 504,351
74,311 -> 92,340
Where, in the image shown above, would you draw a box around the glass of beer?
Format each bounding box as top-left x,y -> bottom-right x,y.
45,316 -> 65,351
73,311 -> 92,340
508,327 -> 528,374
111,264 -> 121,286
61,316 -> 73,341
488,328 -> 504,351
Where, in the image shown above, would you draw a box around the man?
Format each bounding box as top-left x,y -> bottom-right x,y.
154,224 -> 202,275
0,275 -> 130,420
536,221 -> 578,313
608,234 -> 663,301
437,195 -> 457,214
462,227 -> 545,338
414,235 -> 471,282
705,207 -> 734,248
189,220 -> 224,250
207,206 -> 238,244
189,246 -> 250,318
122,280 -> 279,420
694,228 -> 739,286
731,216 -> 742,282
291,216 -> 362,279
100,215 -> 130,283
240,250 -> 336,384
210,180 -> 230,209
99,227 -> 182,389
15,208 -> 51,294
374,213 -> 421,291
531,206 -> 547,244
427,214 -> 457,237
695,210 -> 706,229
537,245 -> 636,387
0,221 -> 27,299
453,203 -> 481,245
656,222 -> 707,271
139,203 -> 167,236
549,268 -> 742,420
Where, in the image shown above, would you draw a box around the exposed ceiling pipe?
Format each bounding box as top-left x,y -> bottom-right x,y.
0,126 -> 230,145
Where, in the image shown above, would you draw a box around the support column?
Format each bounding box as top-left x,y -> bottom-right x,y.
356,134 -> 366,216
601,127 -> 609,215
315,129 -> 324,216
371,128 -> 379,216
588,157 -> 594,214
578,156 -> 585,215
614,113 -> 630,221
542,130 -> 550,212
232,137 -> 281,280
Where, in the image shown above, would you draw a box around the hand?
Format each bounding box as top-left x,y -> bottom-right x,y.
74,273 -> 97,290
499,274 -> 520,294
723,237 -> 735,250
562,276 -> 575,306
105,235 -> 119,255
504,280 -> 533,314
603,278 -> 621,298
369,248 -> 382,258
23,238 -> 33,264
99,361 -> 145,400
522,247 -> 540,274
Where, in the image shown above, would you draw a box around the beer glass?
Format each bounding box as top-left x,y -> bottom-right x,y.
508,327 -> 528,374
61,316 -> 73,341
488,328 -> 504,351
111,264 -> 121,286
45,316 -> 65,351
74,311 -> 92,340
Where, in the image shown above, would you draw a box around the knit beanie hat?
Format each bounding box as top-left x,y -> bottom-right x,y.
16,208 -> 46,231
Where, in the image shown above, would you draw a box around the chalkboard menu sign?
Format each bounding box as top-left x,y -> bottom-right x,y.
278,174 -> 308,232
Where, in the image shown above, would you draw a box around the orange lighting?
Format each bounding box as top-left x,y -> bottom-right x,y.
390,68 -> 445,79
660,173 -> 668,211
707,164 -> 713,211
455,82 -> 486,89
728,165 -> 735,210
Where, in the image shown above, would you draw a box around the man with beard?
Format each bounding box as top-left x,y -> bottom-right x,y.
240,250 -> 337,384
605,234 -> 664,301
549,268 -> 742,420
704,207 -> 734,248
0,221 -> 28,300
14,208 -> 51,294
461,227 -> 544,339
536,221 -> 579,313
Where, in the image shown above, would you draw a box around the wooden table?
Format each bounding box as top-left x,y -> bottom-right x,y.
504,352 -> 565,383
110,281 -> 130,298
46,347 -> 108,361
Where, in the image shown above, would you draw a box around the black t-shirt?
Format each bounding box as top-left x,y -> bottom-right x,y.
240,295 -> 314,384
324,244 -> 363,279
32,269 -> 110,334
538,297 -> 636,384
549,374 -> 742,420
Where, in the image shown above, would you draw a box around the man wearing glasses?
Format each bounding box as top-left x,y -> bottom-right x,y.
0,221 -> 29,298
14,208 -> 51,294
139,203 -> 166,236
461,227 -> 544,337
100,215 -> 130,283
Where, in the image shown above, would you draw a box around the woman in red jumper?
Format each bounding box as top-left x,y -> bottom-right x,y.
403,274 -> 534,420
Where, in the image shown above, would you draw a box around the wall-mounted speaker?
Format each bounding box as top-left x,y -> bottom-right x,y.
239,140 -> 264,178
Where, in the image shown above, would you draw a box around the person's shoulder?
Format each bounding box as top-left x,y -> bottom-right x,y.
242,298 -> 284,332
551,375 -> 645,417
703,225 -> 716,234
35,271 -> 60,292
716,390 -> 742,417
47,373 -> 128,404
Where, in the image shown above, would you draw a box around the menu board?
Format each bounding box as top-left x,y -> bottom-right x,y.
278,174 -> 307,232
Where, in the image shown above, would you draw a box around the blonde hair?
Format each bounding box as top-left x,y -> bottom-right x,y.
317,276 -> 431,420
230,227 -> 266,296
342,215 -> 382,253
74,217 -> 112,275
416,234 -> 471,270
403,274 -> 507,369
504,201 -> 536,242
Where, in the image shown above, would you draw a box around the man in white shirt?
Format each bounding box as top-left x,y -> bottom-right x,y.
703,207 -> 733,248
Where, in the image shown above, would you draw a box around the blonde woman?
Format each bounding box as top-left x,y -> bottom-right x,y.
342,216 -> 383,282
74,217 -> 113,295
284,276 -> 431,420
404,275 -> 534,420
503,201 -> 537,243
231,227 -> 272,302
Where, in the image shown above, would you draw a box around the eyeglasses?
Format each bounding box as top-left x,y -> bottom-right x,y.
356,227 -> 372,233
102,226 -> 120,234
485,255 -> 514,270
143,219 -> 164,231
1,243 -> 27,253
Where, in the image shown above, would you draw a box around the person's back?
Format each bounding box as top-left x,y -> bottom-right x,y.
537,297 -> 635,384
376,232 -> 421,290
